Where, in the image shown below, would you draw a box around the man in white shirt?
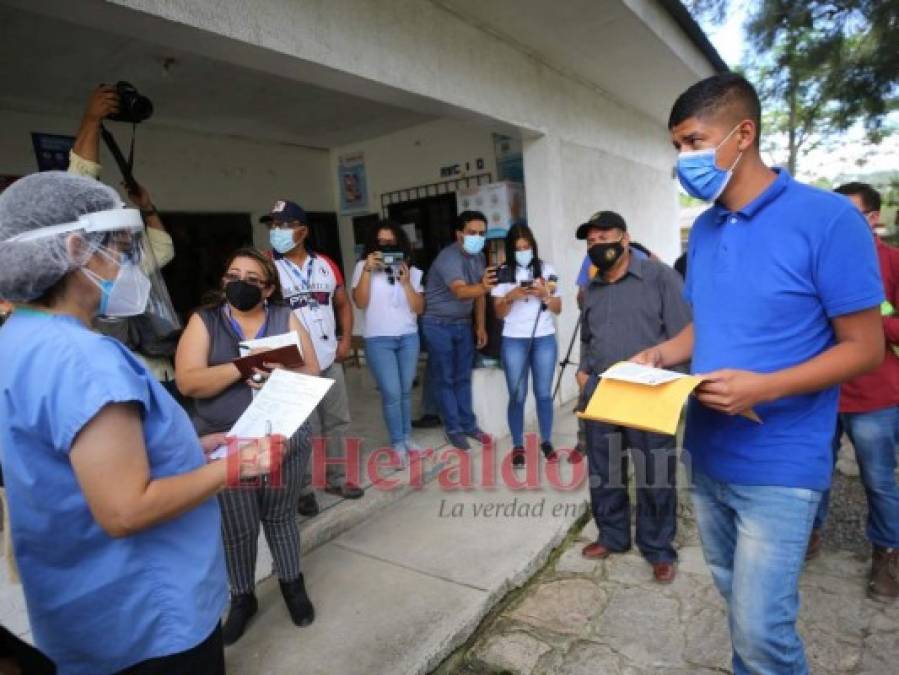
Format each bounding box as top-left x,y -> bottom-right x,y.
265,200 -> 363,505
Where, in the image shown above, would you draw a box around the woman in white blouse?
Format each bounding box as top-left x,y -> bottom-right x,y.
351,222 -> 425,461
492,223 -> 562,466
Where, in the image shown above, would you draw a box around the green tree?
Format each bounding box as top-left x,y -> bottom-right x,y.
689,0 -> 898,174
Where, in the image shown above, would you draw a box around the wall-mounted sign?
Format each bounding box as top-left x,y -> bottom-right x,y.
31,133 -> 75,172
338,152 -> 369,214
440,158 -> 486,178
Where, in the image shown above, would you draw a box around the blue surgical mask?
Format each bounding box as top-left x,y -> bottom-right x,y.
462,234 -> 485,255
82,250 -> 152,318
515,249 -> 533,267
270,228 -> 297,254
676,124 -> 743,201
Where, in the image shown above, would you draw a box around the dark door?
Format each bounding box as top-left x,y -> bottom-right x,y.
305,211 -> 344,278
158,212 -> 253,320
387,192 -> 458,272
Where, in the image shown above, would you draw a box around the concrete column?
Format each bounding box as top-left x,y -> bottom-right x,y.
522,134 -> 581,406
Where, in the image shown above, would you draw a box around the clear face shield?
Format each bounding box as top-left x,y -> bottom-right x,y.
6,207 -> 181,346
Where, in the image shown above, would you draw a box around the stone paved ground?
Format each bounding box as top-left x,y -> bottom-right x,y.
445,492 -> 899,675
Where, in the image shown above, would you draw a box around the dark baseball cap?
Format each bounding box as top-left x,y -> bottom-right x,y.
575,210 -> 627,239
260,199 -> 307,224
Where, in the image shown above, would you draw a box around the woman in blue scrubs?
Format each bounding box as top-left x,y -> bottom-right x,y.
0,172 -> 273,674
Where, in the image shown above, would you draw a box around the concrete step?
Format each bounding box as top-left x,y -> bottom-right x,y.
228,410 -> 588,675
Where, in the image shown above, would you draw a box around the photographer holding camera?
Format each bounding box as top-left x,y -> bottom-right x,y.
68,85 -> 178,384
492,224 -> 561,466
351,222 -> 425,462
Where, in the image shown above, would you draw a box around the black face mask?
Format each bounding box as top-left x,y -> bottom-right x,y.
225,280 -> 263,311
588,241 -> 626,273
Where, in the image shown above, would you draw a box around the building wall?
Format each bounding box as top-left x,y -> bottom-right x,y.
329,116 -> 500,327
0,108 -> 333,248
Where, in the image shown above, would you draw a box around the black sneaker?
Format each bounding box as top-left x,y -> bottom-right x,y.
297,493 -> 320,517
541,441 -> 559,463
222,593 -> 258,646
511,446 -> 526,467
412,414 -> 441,429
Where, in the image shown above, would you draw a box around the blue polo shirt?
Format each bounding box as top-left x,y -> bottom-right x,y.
684,169 -> 883,490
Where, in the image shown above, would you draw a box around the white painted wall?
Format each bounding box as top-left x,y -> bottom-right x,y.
329,117 -> 500,330
0,108 -> 333,248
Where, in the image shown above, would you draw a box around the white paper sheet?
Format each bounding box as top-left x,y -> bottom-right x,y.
600,362 -> 689,387
207,369 -> 333,459
238,331 -> 303,358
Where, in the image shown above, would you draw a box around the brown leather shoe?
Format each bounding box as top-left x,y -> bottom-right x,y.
581,542 -> 613,559
805,529 -> 824,561
325,482 -> 364,499
652,562 -> 677,584
869,546 -> 899,602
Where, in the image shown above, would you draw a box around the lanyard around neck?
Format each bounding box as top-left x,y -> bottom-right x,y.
224,305 -> 269,341
281,256 -> 314,291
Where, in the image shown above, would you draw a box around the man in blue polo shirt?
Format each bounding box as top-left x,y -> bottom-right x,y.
634,74 -> 884,674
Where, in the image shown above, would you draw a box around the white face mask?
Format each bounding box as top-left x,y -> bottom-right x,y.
82,248 -> 152,317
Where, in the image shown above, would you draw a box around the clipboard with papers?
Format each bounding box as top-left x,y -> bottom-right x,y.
207,369 -> 334,460
577,362 -> 762,436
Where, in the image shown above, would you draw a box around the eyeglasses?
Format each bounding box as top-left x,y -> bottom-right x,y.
223,273 -> 268,288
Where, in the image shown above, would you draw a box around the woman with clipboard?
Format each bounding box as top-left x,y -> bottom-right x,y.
176,247 -> 320,646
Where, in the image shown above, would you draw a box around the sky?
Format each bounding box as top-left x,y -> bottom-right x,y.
699,6 -> 898,183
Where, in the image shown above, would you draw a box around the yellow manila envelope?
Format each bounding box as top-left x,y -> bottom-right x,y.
577,362 -> 761,436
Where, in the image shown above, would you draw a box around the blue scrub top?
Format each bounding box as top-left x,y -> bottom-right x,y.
0,309 -> 226,674
683,169 -> 883,490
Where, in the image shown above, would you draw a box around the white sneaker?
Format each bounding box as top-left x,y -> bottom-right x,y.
392,443 -> 409,468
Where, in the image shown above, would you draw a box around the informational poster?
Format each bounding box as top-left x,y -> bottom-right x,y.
493,133 -> 524,184
338,152 -> 368,214
31,133 -> 75,172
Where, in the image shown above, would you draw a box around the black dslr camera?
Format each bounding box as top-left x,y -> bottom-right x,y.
107,81 -> 154,124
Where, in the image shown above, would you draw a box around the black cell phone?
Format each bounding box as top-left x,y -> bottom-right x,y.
519,280 -> 534,289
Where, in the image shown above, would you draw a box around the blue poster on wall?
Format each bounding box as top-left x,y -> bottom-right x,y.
31,133 -> 75,172
338,152 -> 368,214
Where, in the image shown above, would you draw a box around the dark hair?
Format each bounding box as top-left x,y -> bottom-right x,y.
202,246 -> 283,308
504,223 -> 543,279
835,182 -> 881,213
668,73 -> 762,145
361,220 -> 412,260
455,210 -> 488,232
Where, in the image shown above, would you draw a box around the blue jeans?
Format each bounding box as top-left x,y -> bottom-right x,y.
691,470 -> 821,675
421,317 -> 477,434
500,334 -> 557,447
365,333 -> 420,445
817,407 -> 899,547
813,418 -> 844,530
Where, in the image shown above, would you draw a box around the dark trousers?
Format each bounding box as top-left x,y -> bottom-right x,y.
117,624 -> 224,675
585,419 -> 678,563
421,317 -> 477,434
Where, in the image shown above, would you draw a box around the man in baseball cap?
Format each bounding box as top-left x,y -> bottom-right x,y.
264,198 -> 362,509
575,207 -> 691,584
575,210 -> 627,240
260,199 -> 307,226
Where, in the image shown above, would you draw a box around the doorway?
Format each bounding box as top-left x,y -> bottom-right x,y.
387,192 -> 458,272
159,212 -> 253,320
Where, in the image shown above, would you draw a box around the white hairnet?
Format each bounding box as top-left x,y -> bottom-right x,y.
0,171 -> 121,302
